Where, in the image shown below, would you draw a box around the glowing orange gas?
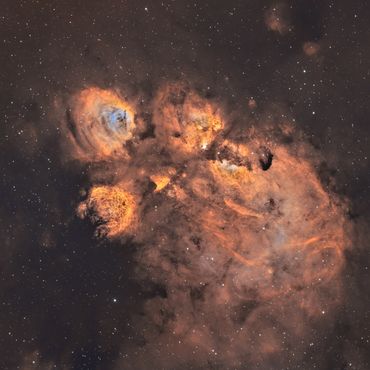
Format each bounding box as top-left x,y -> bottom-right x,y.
203,144 -> 347,299
67,87 -> 136,161
153,84 -> 224,155
77,185 -> 136,238
63,84 -> 351,364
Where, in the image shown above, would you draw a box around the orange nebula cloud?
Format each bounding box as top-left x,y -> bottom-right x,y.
148,167 -> 177,193
66,87 -> 136,162
206,144 -> 346,299
62,84 -> 351,368
264,3 -> 291,35
153,83 -> 224,156
303,41 -> 321,56
77,185 -> 136,238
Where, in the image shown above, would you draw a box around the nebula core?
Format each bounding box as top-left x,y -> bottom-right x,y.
61,83 -> 350,369
65,87 -> 136,162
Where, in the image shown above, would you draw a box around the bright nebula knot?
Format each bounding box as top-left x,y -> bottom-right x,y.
77,185 -> 136,238
65,87 -> 136,161
103,107 -> 132,133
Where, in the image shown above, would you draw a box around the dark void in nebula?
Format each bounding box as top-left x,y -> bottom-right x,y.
1,1 -> 370,370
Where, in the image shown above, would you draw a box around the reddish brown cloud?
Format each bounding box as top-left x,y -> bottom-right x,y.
264,3 -> 291,35
303,41 -> 321,56
61,83 -> 351,369
60,87 -> 139,162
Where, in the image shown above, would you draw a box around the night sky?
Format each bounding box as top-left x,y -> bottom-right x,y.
1,1 -> 370,369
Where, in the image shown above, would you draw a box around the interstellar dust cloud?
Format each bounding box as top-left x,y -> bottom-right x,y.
60,82 -> 351,369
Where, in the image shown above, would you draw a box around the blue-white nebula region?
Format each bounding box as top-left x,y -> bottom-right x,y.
102,107 -> 132,133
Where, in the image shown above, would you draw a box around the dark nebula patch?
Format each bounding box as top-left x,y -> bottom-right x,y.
258,146 -> 274,171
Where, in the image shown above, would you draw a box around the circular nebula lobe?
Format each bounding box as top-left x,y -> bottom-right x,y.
77,185 -> 136,238
66,87 -> 136,161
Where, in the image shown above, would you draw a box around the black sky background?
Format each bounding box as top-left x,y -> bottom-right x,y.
1,0 -> 370,369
